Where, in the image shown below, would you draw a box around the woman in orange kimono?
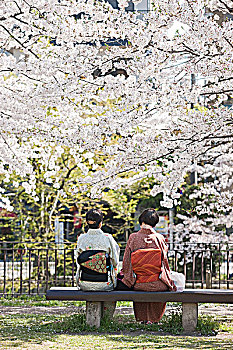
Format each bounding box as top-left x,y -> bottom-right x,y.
120,208 -> 176,323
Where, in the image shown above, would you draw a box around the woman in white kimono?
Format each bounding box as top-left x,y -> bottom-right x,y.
75,209 -> 120,291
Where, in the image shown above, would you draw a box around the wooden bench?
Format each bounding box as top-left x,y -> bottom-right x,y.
46,287 -> 233,332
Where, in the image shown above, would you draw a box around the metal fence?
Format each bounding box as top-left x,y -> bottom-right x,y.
169,242 -> 233,289
0,241 -> 233,296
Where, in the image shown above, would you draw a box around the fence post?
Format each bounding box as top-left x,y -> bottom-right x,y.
37,250 -> 40,295
72,249 -> 75,287
12,246 -> 15,296
227,249 -> 229,289
46,249 -> 49,291
28,249 -> 31,295
4,249 -> 6,295
20,249 -> 23,295
206,269 -> 212,289
63,248 -> 66,287
192,252 -> 195,288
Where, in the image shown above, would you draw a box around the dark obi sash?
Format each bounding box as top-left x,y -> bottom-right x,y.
77,250 -> 111,282
131,248 -> 162,283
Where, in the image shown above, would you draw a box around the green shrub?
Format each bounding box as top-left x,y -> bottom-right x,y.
197,315 -> 219,336
159,309 -> 183,334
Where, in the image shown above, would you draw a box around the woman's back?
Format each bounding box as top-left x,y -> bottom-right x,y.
126,229 -> 162,252
75,209 -> 119,292
122,226 -> 170,290
120,209 -> 176,323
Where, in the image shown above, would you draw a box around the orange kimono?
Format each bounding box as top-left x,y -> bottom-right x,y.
122,227 -> 176,322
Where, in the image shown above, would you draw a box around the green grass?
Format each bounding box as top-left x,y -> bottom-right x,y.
0,299 -> 232,349
0,295 -> 85,307
36,308 -> 218,336
0,296 -> 177,308
0,295 -> 134,308
0,312 -> 232,350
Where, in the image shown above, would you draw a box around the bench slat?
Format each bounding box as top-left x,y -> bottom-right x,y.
46,288 -> 233,303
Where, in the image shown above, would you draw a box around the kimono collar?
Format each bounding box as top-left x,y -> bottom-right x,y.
139,225 -> 155,235
87,228 -> 104,235
141,223 -> 153,230
139,225 -> 159,244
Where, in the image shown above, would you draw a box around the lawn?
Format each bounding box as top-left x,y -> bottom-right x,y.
0,297 -> 232,349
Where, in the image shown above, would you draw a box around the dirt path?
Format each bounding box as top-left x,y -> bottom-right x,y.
1,303 -> 233,317
0,305 -> 84,315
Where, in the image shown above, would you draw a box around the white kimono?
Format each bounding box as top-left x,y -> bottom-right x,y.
75,228 -> 120,291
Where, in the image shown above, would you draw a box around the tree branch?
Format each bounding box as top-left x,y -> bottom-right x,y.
0,24 -> 39,59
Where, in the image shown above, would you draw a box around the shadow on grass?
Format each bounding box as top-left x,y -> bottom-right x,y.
0,313 -> 69,348
103,334 -> 233,349
0,312 -> 232,349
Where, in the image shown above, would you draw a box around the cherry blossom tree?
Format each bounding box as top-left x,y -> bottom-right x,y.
0,0 -> 233,241
0,142 -> 98,239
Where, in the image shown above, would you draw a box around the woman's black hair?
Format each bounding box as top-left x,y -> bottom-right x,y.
139,208 -> 159,227
86,209 -> 103,229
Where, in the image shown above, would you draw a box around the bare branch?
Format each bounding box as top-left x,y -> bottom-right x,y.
0,24 -> 39,59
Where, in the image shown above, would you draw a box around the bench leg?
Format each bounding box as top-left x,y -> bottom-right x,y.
102,301 -> 116,318
86,301 -> 102,328
182,303 -> 198,332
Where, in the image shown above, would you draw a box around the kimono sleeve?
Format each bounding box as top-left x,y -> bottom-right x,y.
75,235 -> 85,284
157,235 -> 177,291
108,235 -> 120,268
122,235 -> 136,288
